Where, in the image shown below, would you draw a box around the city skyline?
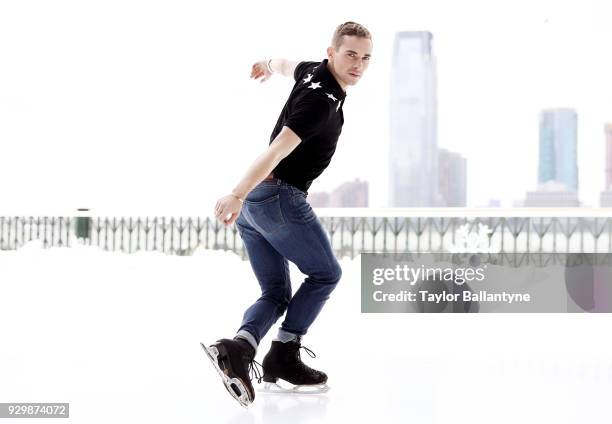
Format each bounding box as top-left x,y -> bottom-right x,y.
1,0 -> 610,214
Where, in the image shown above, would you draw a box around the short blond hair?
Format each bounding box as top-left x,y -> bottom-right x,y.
331,21 -> 372,50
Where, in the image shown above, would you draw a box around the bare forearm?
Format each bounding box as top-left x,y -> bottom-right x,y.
231,149 -> 283,200
268,58 -> 291,77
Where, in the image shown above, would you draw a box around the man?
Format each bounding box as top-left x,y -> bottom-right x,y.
202,21 -> 372,407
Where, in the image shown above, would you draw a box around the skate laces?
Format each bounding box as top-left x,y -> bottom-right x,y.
293,344 -> 321,377
297,345 -> 317,361
292,336 -> 317,361
249,358 -> 263,384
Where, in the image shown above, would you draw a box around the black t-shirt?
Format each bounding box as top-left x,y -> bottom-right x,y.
269,58 -> 346,193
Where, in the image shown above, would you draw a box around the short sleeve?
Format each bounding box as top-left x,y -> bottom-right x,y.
294,61 -> 320,83
284,95 -> 331,141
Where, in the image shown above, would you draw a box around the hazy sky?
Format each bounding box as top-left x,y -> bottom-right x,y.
1,0 -> 610,215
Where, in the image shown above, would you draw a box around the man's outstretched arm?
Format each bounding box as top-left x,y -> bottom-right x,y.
231,126 -> 301,199
250,58 -> 299,82
213,126 -> 302,226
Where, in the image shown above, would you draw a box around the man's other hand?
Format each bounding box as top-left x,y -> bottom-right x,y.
214,194 -> 243,227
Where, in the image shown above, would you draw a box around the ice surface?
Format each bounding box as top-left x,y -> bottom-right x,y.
1,240 -> 611,423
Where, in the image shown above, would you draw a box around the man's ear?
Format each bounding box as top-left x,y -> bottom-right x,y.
326,46 -> 334,60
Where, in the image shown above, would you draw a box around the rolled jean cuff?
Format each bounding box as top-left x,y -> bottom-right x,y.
235,329 -> 258,352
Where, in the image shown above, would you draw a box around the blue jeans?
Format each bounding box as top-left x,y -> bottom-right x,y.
234,178 -> 342,345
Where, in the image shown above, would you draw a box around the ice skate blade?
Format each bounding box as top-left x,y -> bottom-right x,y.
259,381 -> 330,394
200,342 -> 251,408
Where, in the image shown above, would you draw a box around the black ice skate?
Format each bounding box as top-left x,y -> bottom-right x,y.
200,337 -> 262,407
260,337 -> 329,394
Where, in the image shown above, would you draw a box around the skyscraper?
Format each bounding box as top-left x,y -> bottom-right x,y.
599,123 -> 612,207
438,149 -> 467,207
605,123 -> 612,190
389,31 -> 440,207
538,108 -> 578,192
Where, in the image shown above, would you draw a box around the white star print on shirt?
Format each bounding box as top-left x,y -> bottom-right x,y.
336,100 -> 342,112
325,93 -> 337,102
308,81 -> 321,90
303,73 -> 313,84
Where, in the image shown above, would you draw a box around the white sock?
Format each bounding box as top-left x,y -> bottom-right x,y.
274,328 -> 300,343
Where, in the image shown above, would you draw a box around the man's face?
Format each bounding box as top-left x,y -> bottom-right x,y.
327,35 -> 373,86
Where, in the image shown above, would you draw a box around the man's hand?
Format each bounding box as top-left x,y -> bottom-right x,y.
250,60 -> 273,83
214,194 -> 242,227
